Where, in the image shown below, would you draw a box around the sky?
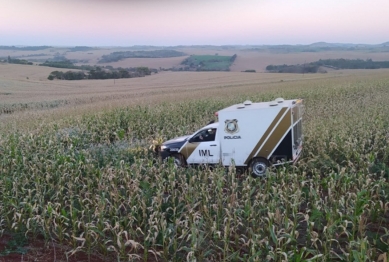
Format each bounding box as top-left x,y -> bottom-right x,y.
1,0 -> 389,46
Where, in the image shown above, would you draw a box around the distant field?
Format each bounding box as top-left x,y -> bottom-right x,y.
3,46 -> 389,72
0,63 -> 366,107
229,50 -> 389,72
96,56 -> 188,69
1,62 -> 389,131
174,47 -> 389,72
0,63 -> 332,112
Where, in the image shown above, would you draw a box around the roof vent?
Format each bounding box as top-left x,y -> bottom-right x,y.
243,100 -> 252,105
275,97 -> 284,103
269,101 -> 278,106
237,104 -> 245,109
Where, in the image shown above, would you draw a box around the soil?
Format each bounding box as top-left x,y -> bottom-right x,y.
0,234 -> 108,262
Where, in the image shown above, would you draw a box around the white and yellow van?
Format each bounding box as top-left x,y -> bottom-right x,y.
158,98 -> 303,177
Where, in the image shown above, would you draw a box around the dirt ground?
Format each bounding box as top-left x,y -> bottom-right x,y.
0,234 -> 107,262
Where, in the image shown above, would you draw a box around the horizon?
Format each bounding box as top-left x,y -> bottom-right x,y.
2,0 -> 389,46
1,41 -> 389,48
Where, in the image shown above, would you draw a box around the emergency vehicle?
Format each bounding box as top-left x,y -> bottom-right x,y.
158,98 -> 303,177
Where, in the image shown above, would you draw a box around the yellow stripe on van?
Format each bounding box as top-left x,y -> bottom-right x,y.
257,108 -> 291,159
179,142 -> 200,160
244,107 -> 287,165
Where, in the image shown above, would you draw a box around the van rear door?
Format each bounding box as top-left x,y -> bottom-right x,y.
292,100 -> 303,160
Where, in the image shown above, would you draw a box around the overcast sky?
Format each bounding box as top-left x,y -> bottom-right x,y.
1,0 -> 388,46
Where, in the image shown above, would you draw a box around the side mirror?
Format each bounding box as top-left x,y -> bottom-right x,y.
188,138 -> 194,143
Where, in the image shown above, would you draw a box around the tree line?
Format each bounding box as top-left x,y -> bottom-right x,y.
0,46 -> 51,51
266,59 -> 389,73
39,60 -> 95,70
99,50 -> 186,63
48,67 -> 153,80
6,56 -> 33,65
311,58 -> 389,69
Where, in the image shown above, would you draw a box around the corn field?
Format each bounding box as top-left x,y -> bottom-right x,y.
1,73 -> 389,261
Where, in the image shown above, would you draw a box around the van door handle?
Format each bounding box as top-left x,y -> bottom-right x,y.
210,144 -> 217,146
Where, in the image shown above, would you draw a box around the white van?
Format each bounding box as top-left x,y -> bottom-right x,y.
158,98 -> 303,177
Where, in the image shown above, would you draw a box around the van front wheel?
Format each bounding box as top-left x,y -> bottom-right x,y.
249,158 -> 269,178
170,153 -> 185,167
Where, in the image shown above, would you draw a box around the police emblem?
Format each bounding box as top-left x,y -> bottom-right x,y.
224,119 -> 239,134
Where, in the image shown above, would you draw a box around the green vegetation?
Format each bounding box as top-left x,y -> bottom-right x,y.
88,66 -> 151,79
181,54 -> 236,71
99,50 -> 186,63
39,60 -> 94,70
68,46 -> 97,52
47,67 -> 152,80
0,100 -> 69,116
0,233 -> 28,256
1,73 -> 389,260
312,58 -> 389,69
246,42 -> 389,53
266,64 -> 320,73
266,58 -> 389,73
41,60 -> 155,80
47,71 -> 86,80
7,56 -> 33,65
0,45 -> 51,51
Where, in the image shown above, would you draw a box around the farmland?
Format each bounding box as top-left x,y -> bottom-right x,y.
181,55 -> 236,71
1,56 -> 389,261
4,45 -> 389,73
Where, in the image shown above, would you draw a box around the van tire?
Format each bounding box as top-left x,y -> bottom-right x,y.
249,157 -> 269,178
170,153 -> 185,167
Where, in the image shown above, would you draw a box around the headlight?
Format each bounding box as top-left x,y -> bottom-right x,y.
160,145 -> 167,151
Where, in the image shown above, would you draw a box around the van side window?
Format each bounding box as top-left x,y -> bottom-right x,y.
191,128 -> 216,142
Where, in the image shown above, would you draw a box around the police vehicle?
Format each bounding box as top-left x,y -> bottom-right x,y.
158,98 -> 303,177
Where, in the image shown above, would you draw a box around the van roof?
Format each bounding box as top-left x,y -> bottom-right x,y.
219,99 -> 297,112
202,122 -> 219,129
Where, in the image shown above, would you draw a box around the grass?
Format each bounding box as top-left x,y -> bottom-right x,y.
182,55 -> 234,71
0,69 -> 389,261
